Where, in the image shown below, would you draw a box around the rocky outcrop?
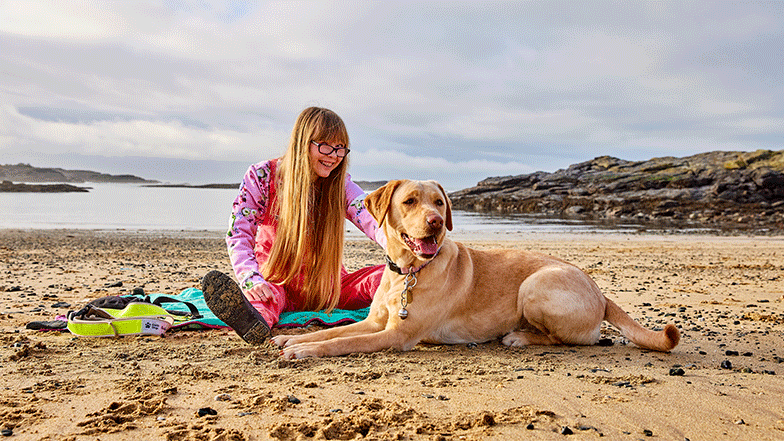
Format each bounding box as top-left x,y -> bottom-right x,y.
0,181 -> 89,193
449,150 -> 784,231
0,163 -> 156,184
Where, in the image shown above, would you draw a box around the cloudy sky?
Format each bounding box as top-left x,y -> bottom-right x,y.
1,1 -> 782,190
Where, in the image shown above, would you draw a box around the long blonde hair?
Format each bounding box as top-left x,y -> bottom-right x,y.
262,107 -> 348,312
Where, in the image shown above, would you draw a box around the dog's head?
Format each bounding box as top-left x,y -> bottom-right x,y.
366,179 -> 452,264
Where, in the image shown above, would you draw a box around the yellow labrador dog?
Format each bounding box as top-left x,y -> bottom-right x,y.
273,180 -> 680,359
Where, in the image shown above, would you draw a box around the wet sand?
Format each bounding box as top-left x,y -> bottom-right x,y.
1,228 -> 783,440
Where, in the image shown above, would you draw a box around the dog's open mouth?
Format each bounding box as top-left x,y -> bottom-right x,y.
401,233 -> 439,258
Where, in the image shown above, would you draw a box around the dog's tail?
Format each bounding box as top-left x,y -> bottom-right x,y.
604,298 -> 680,352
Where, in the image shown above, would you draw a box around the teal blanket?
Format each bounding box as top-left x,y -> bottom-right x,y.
145,288 -> 370,329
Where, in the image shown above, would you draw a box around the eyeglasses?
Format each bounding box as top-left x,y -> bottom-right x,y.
311,141 -> 349,158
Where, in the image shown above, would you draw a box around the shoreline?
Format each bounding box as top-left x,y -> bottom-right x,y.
2,225 -> 784,241
1,229 -> 783,440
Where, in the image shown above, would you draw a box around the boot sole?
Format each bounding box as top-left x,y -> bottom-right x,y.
202,270 -> 270,345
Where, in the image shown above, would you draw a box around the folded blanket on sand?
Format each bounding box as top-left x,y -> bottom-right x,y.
148,288 -> 371,329
28,288 -> 371,331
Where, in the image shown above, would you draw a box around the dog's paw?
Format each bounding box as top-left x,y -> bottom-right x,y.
501,333 -> 524,347
272,334 -> 309,347
280,343 -> 321,360
502,331 -> 540,347
270,335 -> 291,347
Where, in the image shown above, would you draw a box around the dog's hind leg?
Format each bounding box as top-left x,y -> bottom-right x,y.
515,265 -> 605,346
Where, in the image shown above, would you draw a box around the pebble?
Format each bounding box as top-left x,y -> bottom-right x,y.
725,350 -> 739,356
526,423 -> 534,430
1,429 -> 12,437
560,426 -> 573,435
287,395 -> 301,404
214,393 -> 231,401
720,360 -> 733,369
643,429 -> 653,436
197,407 -> 217,417
669,367 -> 686,376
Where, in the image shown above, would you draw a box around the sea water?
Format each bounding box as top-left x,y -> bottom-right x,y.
0,182 -> 640,235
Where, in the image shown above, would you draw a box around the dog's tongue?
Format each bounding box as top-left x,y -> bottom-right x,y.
413,236 -> 439,256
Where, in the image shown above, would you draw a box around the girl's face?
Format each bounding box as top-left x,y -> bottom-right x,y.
309,140 -> 347,178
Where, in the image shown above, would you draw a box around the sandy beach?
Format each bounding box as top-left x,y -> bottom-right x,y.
1,228 -> 783,440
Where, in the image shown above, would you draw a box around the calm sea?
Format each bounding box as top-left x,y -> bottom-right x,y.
0,183 -> 642,237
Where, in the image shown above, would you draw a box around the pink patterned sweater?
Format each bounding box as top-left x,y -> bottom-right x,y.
225,159 -> 386,292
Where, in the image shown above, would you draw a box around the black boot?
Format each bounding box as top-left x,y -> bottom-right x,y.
201,270 -> 270,344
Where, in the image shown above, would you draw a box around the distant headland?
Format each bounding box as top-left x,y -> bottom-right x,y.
0,163 -> 157,185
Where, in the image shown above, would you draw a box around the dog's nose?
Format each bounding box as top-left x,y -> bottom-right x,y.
427,214 -> 443,230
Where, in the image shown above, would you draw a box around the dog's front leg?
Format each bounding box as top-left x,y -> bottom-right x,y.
272,316 -> 386,347
280,329 -> 415,360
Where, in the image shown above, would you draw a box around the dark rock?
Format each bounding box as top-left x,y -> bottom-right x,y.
669,367 -> 686,376
197,407 -> 217,417
561,426 -> 574,435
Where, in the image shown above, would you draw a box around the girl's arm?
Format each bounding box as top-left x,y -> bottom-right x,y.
345,175 -> 387,249
226,162 -> 272,292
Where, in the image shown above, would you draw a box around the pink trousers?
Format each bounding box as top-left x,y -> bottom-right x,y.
247,261 -> 384,328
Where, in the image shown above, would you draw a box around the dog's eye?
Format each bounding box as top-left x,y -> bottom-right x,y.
403,198 -> 416,205
435,199 -> 444,206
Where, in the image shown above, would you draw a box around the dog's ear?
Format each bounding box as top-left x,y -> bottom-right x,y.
433,181 -> 453,231
365,180 -> 404,227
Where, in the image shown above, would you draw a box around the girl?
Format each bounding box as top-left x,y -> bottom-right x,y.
202,107 -> 386,344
